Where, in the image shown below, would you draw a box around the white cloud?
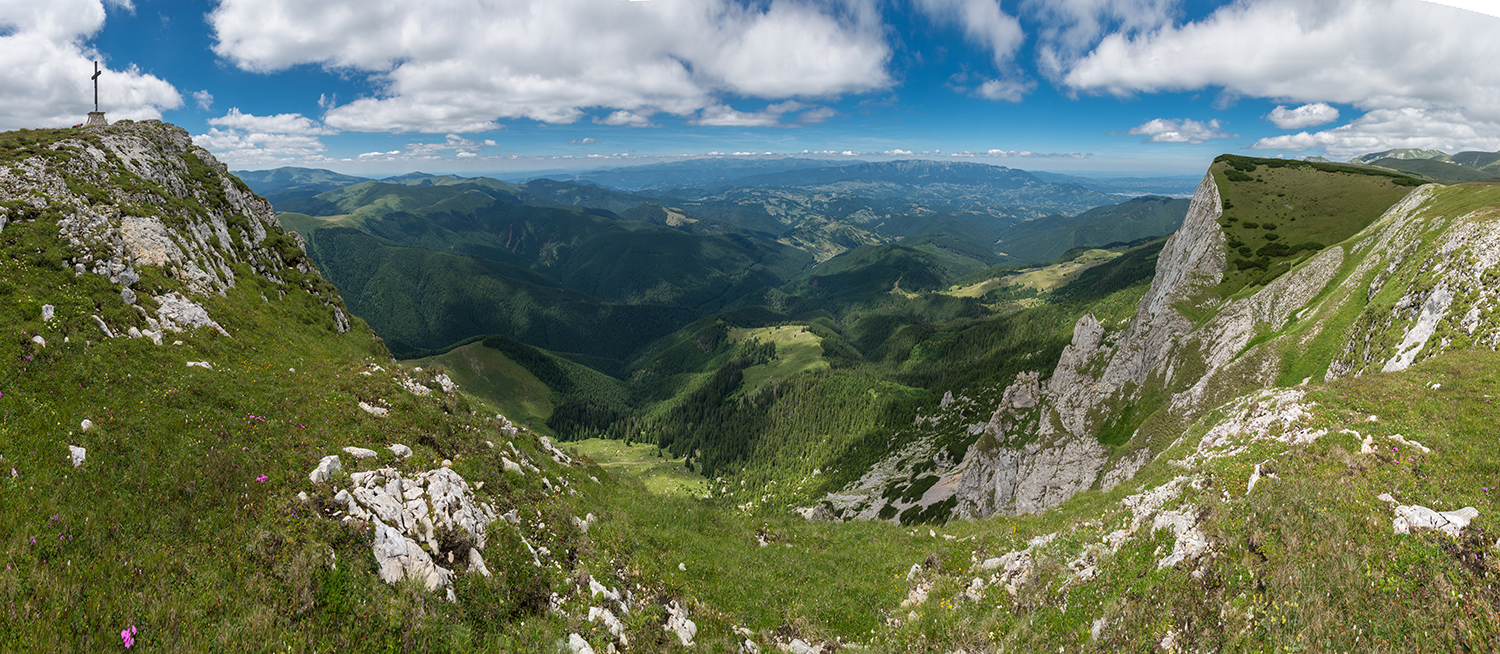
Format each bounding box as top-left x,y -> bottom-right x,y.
192,128 -> 329,165
913,0 -> 1025,70
690,101 -> 831,127
914,0 -> 1032,102
193,109 -> 339,165
192,90 -> 213,111
208,108 -> 336,135
0,0 -> 180,129
569,137 -> 600,145
1127,118 -> 1235,144
799,106 -> 838,123
1266,102 -> 1341,129
691,104 -> 784,127
1060,0 -> 1500,122
975,78 -> 1033,102
594,110 -> 653,127
1252,107 -> 1500,159
1023,0 -> 1177,81
209,0 -> 890,133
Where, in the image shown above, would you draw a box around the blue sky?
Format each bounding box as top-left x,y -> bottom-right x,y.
3,0 -> 1499,177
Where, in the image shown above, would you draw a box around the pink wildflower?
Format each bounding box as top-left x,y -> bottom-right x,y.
121,625 -> 136,648
255,474 -> 269,483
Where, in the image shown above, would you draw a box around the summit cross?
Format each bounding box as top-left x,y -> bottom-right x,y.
92,61 -> 102,112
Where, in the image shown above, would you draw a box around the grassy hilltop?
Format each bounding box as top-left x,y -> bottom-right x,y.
3,125 -> 1499,652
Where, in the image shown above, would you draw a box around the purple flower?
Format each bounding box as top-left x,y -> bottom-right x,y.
121,625 -> 136,648
255,474 -> 268,483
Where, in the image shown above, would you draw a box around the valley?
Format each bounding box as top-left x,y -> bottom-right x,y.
3,120 -> 1499,652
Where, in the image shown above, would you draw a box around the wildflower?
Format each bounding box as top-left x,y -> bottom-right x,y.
121,625 -> 136,648
255,475 -> 268,483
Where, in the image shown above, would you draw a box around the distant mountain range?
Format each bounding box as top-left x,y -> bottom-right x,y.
1340,148 -> 1500,183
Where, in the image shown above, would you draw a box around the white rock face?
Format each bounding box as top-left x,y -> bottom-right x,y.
68,445 -> 86,468
388,443 -> 412,460
467,548 -> 491,577
664,601 -> 697,646
332,465 -> 500,599
1393,504 -> 1478,537
588,606 -> 627,644
155,292 -> 229,336
309,455 -> 342,484
358,402 -> 389,417
372,518 -> 452,596
342,446 -> 378,460
566,633 -> 596,654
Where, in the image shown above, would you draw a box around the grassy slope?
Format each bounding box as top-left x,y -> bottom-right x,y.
0,212 -> 603,650
993,195 -> 1189,265
406,341 -> 555,430
1213,155 -> 1419,297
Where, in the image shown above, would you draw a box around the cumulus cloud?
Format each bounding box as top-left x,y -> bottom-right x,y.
1022,0 -> 1177,81
569,137 -> 599,145
798,106 -> 838,124
1127,118 -> 1235,144
0,0 -> 180,129
594,110 -> 653,128
192,90 -> 213,111
193,108 -> 338,165
1266,102 -> 1341,129
1252,107 -> 1500,159
1060,0 -> 1500,122
690,101 -> 831,127
192,129 -> 329,165
914,0 -> 1032,101
209,0 -> 890,133
209,108 -> 337,135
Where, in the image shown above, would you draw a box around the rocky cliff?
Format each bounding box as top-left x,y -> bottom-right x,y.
814,165 -> 1500,522
0,120 -> 349,342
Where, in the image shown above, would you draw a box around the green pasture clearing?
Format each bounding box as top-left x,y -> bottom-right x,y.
570,438 -> 708,498
732,325 -> 829,393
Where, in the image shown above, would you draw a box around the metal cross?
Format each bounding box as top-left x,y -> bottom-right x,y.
92,61 -> 102,112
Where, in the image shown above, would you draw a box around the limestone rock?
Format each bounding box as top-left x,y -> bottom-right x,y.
80,419 -> 93,432
343,446 -> 378,460
467,548 -> 492,577
358,402 -> 388,417
31,335 -> 44,348
664,601 -> 697,646
309,455 -> 342,484
41,304 -> 54,321
588,606 -> 627,644
1393,504 -> 1478,537
155,292 -> 229,336
185,361 -> 213,370
68,445 -> 86,468
371,518 -> 452,595
388,443 -> 412,460
91,315 -> 115,338
566,634 -> 596,654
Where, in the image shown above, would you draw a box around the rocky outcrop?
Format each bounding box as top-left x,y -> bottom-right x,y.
817,169 -> 1500,523
0,120 -> 349,342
